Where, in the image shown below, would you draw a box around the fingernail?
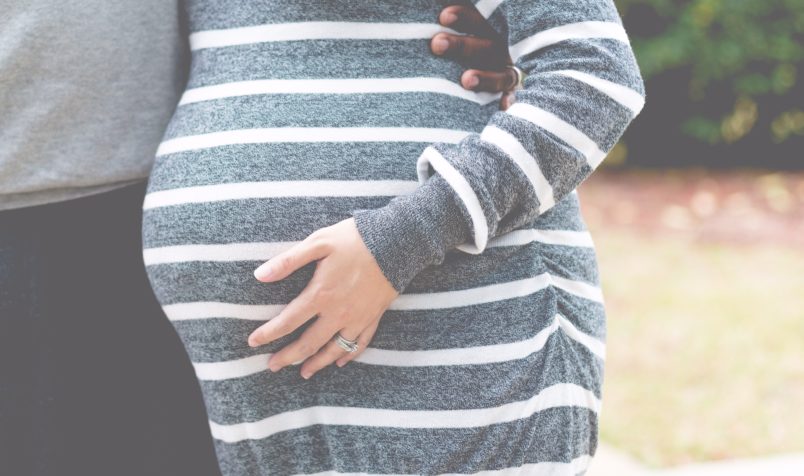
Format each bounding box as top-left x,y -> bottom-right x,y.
466,75 -> 479,88
301,371 -> 312,379
441,12 -> 457,25
247,333 -> 260,347
336,360 -> 345,367
432,37 -> 449,54
254,262 -> 273,280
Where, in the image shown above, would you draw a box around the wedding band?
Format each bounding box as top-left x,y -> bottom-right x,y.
506,64 -> 525,90
334,332 -> 359,353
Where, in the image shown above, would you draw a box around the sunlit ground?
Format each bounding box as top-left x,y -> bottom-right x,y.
578,169 -> 804,467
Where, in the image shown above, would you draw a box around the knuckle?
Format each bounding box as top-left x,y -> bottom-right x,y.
296,341 -> 316,357
275,254 -> 295,273
311,284 -> 336,304
454,37 -> 469,56
274,321 -> 293,337
333,310 -> 351,326
307,231 -> 333,253
306,229 -> 324,246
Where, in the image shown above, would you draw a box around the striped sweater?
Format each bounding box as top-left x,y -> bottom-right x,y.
142,1 -> 645,475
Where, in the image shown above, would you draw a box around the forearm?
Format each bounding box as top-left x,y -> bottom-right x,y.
353,0 -> 646,292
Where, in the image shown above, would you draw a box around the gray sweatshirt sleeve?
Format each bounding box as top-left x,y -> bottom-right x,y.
352,0 -> 647,292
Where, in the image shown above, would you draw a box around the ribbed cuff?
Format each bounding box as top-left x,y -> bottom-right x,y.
351,175 -> 472,293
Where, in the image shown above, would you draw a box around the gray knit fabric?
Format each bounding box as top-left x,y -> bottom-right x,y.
0,0 -> 188,210
142,1 -> 645,475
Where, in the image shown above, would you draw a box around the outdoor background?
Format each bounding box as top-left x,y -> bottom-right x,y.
579,0 -> 803,471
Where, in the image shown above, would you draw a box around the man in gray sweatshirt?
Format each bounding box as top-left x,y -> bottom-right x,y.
0,1 -> 518,475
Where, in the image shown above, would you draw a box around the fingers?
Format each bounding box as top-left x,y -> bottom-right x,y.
267,315 -> 345,373
433,4 -> 516,92
439,4 -> 499,40
247,288 -> 318,347
298,327 -> 363,379
500,91 -> 517,111
335,318 -> 379,368
461,68 -> 519,93
432,4 -> 511,72
431,33 -> 503,69
254,231 -> 331,282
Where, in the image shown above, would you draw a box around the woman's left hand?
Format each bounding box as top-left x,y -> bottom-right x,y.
247,217 -> 399,379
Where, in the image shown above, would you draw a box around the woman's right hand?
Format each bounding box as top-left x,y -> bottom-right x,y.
431,3 -> 520,110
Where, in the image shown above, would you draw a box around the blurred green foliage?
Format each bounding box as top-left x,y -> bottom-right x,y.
616,0 -> 804,145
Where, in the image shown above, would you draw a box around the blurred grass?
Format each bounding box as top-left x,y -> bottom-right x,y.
594,230 -> 804,467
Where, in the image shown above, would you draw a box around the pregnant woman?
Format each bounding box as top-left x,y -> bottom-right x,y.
142,1 -> 645,474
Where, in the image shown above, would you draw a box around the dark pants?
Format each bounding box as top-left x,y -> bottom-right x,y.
0,182 -> 221,476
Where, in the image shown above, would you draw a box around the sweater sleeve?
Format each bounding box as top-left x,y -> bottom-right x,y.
351,0 -> 647,292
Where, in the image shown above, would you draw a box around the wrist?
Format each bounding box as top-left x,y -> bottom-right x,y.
351,175 -> 472,292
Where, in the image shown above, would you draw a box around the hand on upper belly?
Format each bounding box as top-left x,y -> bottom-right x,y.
247,217 -> 399,379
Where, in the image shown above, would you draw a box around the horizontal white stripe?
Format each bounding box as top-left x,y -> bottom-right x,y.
295,454 -> 592,476
209,382 -> 601,442
393,274 -> 553,310
553,70 -> 645,115
156,127 -> 470,157
190,22 -> 457,50
487,229 -> 594,248
417,146 -> 489,254
480,125 -> 555,213
163,302 -> 284,322
558,314 -> 606,360
507,103 -> 607,169
143,229 -> 594,267
474,0 -> 506,19
550,274 -> 604,304
360,315 -> 563,366
160,274 -> 602,322
143,242 -> 295,266
194,354 -> 272,381
191,314 -> 605,381
510,21 -> 629,62
142,180 -> 419,210
179,77 -> 500,106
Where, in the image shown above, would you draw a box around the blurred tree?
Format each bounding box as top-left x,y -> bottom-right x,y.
613,0 -> 804,168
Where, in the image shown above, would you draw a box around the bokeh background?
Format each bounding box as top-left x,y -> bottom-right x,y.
578,0 -> 803,471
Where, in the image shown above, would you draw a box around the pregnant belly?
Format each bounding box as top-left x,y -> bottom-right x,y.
141,126 -> 601,359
